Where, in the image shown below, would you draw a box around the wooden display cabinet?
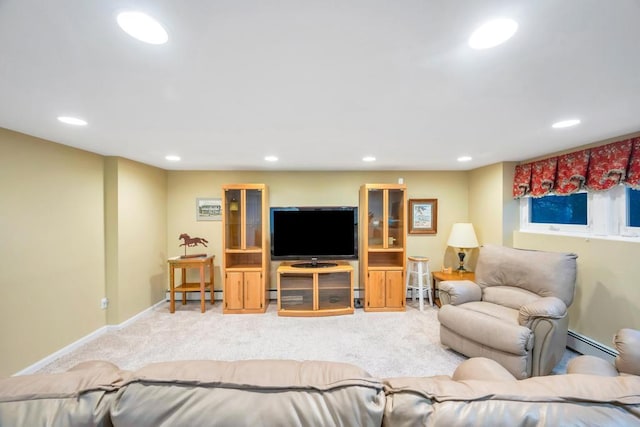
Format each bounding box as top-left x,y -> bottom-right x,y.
359,184 -> 407,311
277,261 -> 354,317
222,184 -> 269,314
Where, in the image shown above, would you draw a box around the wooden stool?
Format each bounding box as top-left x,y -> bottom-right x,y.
406,256 -> 432,311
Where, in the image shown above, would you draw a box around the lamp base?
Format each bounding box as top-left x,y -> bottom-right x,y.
457,251 -> 467,271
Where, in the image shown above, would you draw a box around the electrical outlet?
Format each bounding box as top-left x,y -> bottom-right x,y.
101,297 -> 109,309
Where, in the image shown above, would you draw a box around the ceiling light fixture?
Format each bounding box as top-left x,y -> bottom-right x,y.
457,156 -> 472,162
469,18 -> 518,49
363,156 -> 376,162
165,155 -> 181,161
265,155 -> 278,162
117,11 -> 168,45
552,119 -> 581,129
57,116 -> 87,126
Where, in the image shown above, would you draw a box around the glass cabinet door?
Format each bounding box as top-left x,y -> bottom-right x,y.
367,189 -> 384,248
245,189 -> 263,249
388,189 -> 404,248
225,189 -> 242,249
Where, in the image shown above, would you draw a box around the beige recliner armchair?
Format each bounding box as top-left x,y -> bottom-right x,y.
437,244 -> 577,379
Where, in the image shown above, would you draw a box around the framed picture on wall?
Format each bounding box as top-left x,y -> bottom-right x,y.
196,198 -> 222,221
409,198 -> 437,234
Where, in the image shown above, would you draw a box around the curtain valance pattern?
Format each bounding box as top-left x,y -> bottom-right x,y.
513,137 -> 640,198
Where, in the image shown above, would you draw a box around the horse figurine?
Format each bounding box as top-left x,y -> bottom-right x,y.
179,233 -> 209,257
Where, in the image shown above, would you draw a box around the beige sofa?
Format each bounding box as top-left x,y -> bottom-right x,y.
438,244 -> 578,379
2,348 -> 640,426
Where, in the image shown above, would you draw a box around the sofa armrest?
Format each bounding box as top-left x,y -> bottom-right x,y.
518,297 -> 566,327
566,355 -> 619,376
614,328 -> 640,376
438,280 -> 481,306
452,357 -> 517,381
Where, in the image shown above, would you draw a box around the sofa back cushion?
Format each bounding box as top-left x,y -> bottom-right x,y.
111,360 -> 385,427
475,244 -> 577,306
383,374 -> 640,427
0,360 -> 127,427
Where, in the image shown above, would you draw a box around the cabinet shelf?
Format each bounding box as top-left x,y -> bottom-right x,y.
277,262 -> 354,317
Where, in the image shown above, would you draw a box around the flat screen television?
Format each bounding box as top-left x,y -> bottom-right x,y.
270,206 -> 358,267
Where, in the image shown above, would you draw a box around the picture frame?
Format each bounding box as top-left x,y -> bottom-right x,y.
196,197 -> 222,221
408,198 -> 438,234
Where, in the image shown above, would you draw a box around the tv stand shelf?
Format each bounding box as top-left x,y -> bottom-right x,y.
277,261 -> 354,317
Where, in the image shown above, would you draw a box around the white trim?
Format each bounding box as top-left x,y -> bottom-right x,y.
13,299 -> 166,376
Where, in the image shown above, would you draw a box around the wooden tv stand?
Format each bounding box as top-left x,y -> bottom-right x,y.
277,261 -> 354,317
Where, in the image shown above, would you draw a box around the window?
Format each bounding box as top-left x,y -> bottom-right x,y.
530,193 -> 587,225
520,186 -> 639,239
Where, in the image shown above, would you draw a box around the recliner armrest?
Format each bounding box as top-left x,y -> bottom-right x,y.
566,355 -> 619,376
614,328 -> 640,376
438,280 -> 481,306
452,357 -> 517,381
518,297 -> 566,327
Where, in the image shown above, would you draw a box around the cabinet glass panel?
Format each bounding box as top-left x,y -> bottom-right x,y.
318,272 -> 351,310
245,189 -> 262,249
367,189 -> 384,248
388,189 -> 404,248
225,189 -> 242,249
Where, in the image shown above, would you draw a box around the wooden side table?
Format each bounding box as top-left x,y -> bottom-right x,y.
432,270 -> 475,307
167,255 -> 215,313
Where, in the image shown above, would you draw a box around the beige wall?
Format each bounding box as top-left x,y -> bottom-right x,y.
105,158 -> 168,324
4,124 -> 637,375
167,170 -> 470,288
514,232 -> 640,345
0,129 -> 106,377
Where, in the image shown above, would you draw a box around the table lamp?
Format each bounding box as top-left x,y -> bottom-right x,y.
447,223 -> 479,271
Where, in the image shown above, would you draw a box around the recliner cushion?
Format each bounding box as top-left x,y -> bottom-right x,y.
483,286 -> 540,309
439,304 -> 534,355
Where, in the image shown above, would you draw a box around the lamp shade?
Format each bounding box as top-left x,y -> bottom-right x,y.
447,223 -> 479,249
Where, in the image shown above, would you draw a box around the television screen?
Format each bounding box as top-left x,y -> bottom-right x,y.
270,206 -> 358,261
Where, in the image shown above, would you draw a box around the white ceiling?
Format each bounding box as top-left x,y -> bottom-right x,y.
1,0 -> 639,171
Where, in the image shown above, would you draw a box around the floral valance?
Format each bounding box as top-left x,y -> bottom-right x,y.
625,137 -> 640,189
530,157 -> 558,197
555,149 -> 590,195
513,137 -> 640,198
512,163 -> 532,198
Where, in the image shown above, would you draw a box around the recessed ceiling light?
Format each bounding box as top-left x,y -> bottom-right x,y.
57,116 -> 87,126
117,11 -> 168,45
363,156 -> 376,162
552,119 -> 581,129
457,156 -> 473,162
165,155 -> 180,161
469,18 -> 518,49
265,155 -> 278,162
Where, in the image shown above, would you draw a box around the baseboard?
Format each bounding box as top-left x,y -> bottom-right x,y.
567,329 -> 617,364
14,299 -> 167,376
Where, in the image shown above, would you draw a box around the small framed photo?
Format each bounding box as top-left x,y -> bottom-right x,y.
409,199 -> 437,234
196,198 -> 222,221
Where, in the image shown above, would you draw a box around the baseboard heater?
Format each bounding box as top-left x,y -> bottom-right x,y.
567,330 -> 617,364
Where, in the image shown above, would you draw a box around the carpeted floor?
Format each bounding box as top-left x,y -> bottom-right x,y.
35,299 -> 576,378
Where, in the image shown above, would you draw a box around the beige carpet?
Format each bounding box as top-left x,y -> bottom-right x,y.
35,299 -> 575,378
